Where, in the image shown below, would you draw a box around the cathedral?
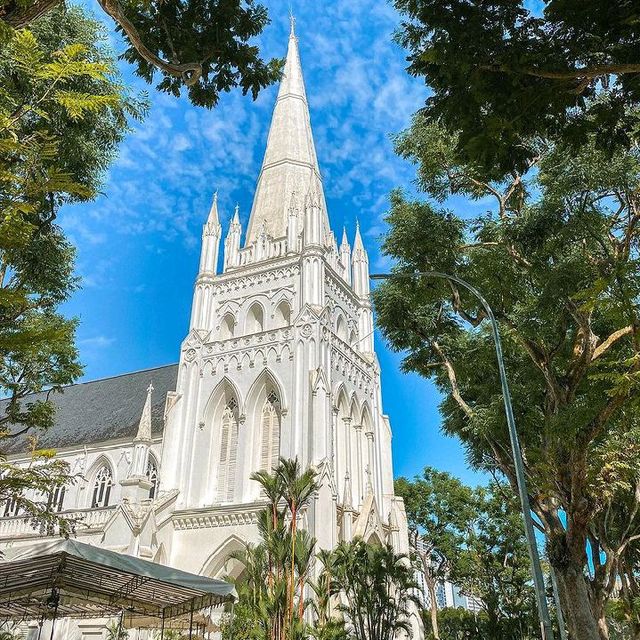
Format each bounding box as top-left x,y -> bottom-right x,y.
1,21 -> 412,638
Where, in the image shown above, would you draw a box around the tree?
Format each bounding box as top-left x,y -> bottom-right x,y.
455,485 -> 537,640
397,470 -> 538,640
393,0 -> 640,178
373,112 -> 640,639
0,6 -> 144,533
222,458 -> 320,640
431,608 -> 484,640
1,0 -> 282,108
395,468 -> 475,639
328,538 -> 419,640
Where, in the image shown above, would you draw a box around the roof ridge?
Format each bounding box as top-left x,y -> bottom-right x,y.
60,362 -> 179,390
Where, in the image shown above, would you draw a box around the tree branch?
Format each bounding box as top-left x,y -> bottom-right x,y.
96,0 -> 202,86
431,340 -> 475,419
477,62 -> 640,82
592,325 -> 634,361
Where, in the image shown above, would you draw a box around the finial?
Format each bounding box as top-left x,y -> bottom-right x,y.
341,226 -> 349,246
232,203 -> 240,224
288,189 -> 299,212
343,471 -> 353,510
147,382 -> 154,395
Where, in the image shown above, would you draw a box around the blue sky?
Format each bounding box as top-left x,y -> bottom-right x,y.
61,0 -> 487,486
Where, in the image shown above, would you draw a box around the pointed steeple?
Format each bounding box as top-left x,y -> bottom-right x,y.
340,227 -> 352,284
246,19 -> 329,244
353,220 -> 366,257
224,205 -> 242,271
198,192 -> 222,275
205,192 -> 220,233
135,383 -> 153,443
352,221 -> 370,298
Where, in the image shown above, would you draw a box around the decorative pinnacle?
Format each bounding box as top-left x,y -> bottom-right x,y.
231,203 -> 241,227
289,11 -> 296,37
353,219 -> 365,256
340,226 -> 349,247
205,191 -> 220,230
135,382 -> 154,442
343,471 -> 353,510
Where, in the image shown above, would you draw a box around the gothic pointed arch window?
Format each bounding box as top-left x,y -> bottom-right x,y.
260,390 -> 281,472
2,496 -> 20,517
220,313 -> 235,340
146,456 -> 159,499
336,314 -> 348,342
91,465 -> 113,508
247,303 -> 264,334
217,396 -> 239,502
275,300 -> 291,327
47,485 -> 66,513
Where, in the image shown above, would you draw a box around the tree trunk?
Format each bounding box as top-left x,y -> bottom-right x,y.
594,602 -> 610,640
554,562 -> 600,640
425,575 -> 440,639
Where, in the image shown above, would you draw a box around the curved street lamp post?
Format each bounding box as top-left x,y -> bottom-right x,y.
370,271 -> 555,640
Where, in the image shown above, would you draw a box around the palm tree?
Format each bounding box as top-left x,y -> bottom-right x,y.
293,528 -> 316,620
276,457 -> 319,623
330,538 -> 419,640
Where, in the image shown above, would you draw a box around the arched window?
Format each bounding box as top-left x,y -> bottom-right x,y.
259,390 -> 281,472
220,313 -> 235,340
247,303 -> 264,334
217,397 -> 239,502
2,497 -> 20,517
275,301 -> 291,327
91,465 -> 113,508
336,315 -> 348,342
47,485 -> 66,512
146,457 -> 159,499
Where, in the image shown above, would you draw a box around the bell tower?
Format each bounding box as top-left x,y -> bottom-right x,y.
160,17 -> 411,574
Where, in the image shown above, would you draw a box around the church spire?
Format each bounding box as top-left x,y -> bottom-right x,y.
199,192 -> 222,274
245,19 -> 329,244
352,221 -> 370,298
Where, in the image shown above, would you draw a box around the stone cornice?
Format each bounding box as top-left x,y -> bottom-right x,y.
172,501 -> 266,530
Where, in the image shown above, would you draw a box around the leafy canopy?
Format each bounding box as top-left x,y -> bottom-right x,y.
396,471 -> 539,640
1,0 -> 282,108
373,111 -> 640,638
0,6 -> 144,533
393,0 -> 640,178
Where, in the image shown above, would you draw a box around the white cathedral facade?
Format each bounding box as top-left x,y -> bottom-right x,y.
1,22 -> 412,639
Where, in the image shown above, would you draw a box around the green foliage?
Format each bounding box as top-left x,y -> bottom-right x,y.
222,461 -> 415,640
328,538 -> 419,640
105,622 -> 128,640
393,0 -> 640,178
427,608 -> 484,640
397,471 -> 538,640
220,458 -> 320,640
374,113 -> 640,637
0,6 -> 144,535
1,0 -> 282,108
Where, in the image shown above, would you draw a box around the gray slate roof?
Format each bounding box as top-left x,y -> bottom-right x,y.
2,364 -> 178,455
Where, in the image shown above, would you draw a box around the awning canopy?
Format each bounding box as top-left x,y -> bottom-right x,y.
0,539 -> 236,625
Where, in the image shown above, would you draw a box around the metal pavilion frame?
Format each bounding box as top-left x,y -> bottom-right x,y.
0,540 -> 236,639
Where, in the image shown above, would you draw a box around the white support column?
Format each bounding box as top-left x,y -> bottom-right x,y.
354,423 -> 364,507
